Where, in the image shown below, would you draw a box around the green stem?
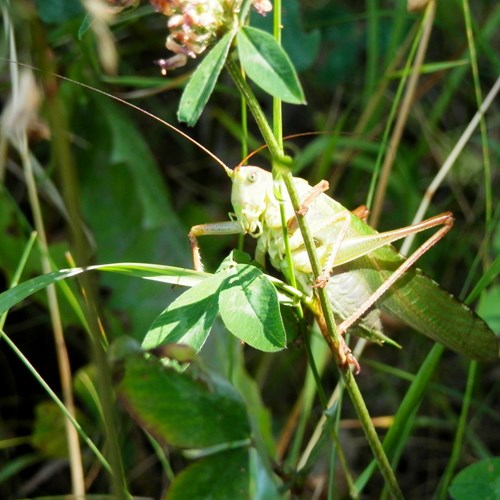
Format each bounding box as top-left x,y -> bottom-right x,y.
462,0 -> 492,225
228,58 -> 402,497
284,173 -> 403,499
226,57 -> 283,161
272,0 -> 283,149
356,343 -> 444,493
228,52 -> 303,307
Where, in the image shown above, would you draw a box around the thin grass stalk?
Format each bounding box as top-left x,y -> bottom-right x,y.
298,338 -> 368,472
462,0 -> 493,226
269,0 -> 306,331
226,58 -> 282,160
369,0 -> 436,227
0,232 -> 37,326
0,228 -> 111,477
434,280 -> 496,497
272,0 -> 283,149
296,368 -> 357,498
330,21 -> 418,190
427,6 -> 500,129
282,169 -> 403,498
280,333 -> 329,464
0,4 -> 16,183
144,431 -> 175,482
19,128 -> 85,498
400,76 -> 500,254
364,9 -> 426,213
383,1 -> 408,70
365,0 -> 379,100
240,69 -> 248,160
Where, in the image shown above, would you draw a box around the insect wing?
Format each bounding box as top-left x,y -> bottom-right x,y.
357,244 -> 498,362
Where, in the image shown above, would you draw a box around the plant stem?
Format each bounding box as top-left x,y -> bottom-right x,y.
272,0 -> 283,150
462,0 -> 492,228
228,58 -> 403,498
226,57 -> 283,161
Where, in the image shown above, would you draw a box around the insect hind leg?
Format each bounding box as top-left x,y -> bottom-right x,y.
337,212 -> 454,334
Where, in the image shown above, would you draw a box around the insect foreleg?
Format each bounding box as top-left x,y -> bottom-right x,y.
288,179 -> 330,231
188,221 -> 242,271
337,212 -> 454,334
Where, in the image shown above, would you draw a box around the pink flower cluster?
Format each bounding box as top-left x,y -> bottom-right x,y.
150,0 -> 272,75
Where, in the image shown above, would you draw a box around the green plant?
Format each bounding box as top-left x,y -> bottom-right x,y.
0,0 -> 498,498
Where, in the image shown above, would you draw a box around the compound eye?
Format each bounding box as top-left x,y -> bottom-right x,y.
247,170 -> 259,183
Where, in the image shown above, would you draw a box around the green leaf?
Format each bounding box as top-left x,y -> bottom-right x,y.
237,26 -> 305,104
449,457 -> 500,500
166,448 -> 249,500
389,60 -> 469,78
117,355 -> 251,449
0,263 -> 209,317
76,91 -> 190,337
178,31 -> 236,126
250,0 -> 320,72
219,264 -> 286,352
89,262 -> 210,288
0,268 -> 83,315
141,272 -> 226,353
80,95 -> 174,231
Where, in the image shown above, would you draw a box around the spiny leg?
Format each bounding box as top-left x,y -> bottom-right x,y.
337,212 -> 454,334
287,180 -> 330,232
189,221 -> 243,271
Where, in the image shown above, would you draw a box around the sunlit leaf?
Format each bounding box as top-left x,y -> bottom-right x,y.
141,272 -> 226,352
250,0 -> 320,72
178,30 -> 236,126
219,264 -> 286,352
237,26 -> 305,104
0,263 -> 208,317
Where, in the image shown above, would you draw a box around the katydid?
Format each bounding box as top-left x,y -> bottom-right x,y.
189,165 -> 498,367
10,61 -> 496,367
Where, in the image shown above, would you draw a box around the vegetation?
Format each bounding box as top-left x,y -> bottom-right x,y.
0,0 -> 498,498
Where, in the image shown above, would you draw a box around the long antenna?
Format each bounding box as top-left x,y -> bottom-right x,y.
237,131 -> 332,166
1,59 -> 233,176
